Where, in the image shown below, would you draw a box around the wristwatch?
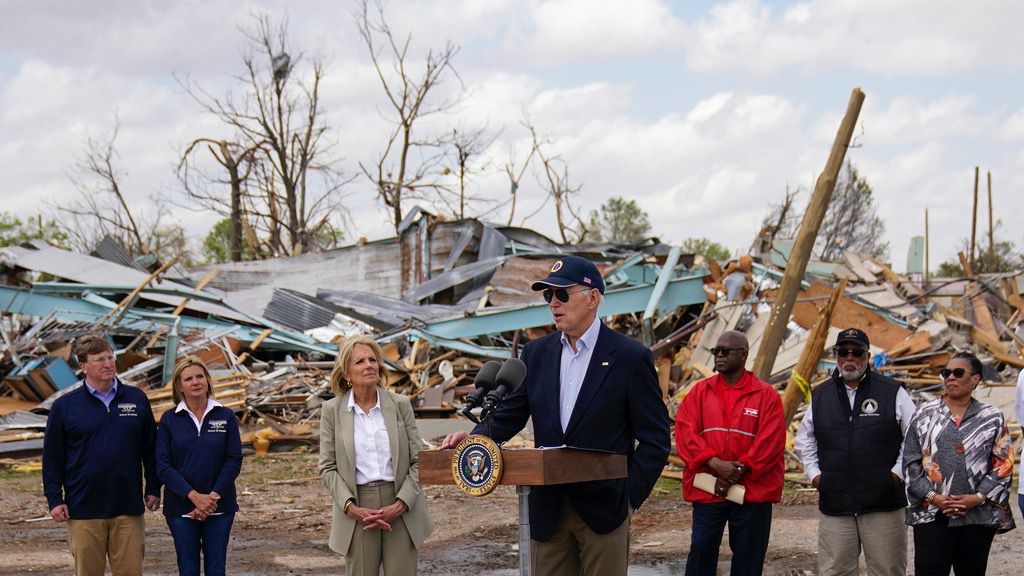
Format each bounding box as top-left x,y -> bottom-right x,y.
975,492 -> 986,505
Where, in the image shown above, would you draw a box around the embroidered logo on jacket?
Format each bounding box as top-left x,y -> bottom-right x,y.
859,398 -> 879,416
207,419 -> 228,432
117,402 -> 138,416
743,407 -> 759,418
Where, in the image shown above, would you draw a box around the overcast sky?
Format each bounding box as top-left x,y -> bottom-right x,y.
2,0 -> 1022,272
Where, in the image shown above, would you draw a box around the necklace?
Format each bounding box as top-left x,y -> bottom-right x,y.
945,400 -> 970,425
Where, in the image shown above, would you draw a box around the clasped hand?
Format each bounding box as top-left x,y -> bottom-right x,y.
187,490 -> 220,521
707,457 -> 746,488
347,500 -> 408,531
931,493 -> 983,518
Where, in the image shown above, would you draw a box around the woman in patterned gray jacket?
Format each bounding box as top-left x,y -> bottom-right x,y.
903,351 -> 1014,576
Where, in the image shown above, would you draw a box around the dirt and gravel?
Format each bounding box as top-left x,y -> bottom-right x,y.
1,450 -> 1020,575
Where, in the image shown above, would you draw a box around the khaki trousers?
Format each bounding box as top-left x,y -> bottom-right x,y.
346,481 -> 417,576
818,508 -> 907,576
66,514 -> 145,576
531,496 -> 630,576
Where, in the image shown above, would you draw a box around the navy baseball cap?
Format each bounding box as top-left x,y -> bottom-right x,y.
531,255 -> 606,294
835,328 -> 869,348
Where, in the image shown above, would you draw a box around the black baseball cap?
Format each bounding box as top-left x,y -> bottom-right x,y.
835,328 -> 869,349
531,255 -> 606,294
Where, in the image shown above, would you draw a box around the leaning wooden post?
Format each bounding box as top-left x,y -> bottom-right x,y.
970,166 -> 979,270
752,88 -> 865,381
780,277 -> 848,426
94,254 -> 182,328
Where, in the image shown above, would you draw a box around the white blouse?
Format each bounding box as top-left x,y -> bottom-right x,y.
347,391 -> 395,485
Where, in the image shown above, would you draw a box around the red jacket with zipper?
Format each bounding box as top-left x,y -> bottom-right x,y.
675,370 -> 785,503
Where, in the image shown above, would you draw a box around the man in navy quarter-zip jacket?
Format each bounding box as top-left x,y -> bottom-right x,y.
42,333 -> 161,576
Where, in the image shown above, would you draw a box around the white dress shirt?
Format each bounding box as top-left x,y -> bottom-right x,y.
348,391 -> 395,485
559,316 -> 601,433
795,378 -> 917,482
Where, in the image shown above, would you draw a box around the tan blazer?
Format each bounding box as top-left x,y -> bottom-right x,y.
319,389 -> 434,555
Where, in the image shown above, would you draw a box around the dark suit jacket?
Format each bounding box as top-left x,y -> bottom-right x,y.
473,322 -> 670,542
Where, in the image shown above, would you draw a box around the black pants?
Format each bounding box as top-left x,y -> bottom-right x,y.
686,501 -> 772,576
912,513 -> 997,576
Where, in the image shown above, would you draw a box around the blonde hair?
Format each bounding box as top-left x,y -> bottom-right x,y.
329,336 -> 388,396
170,356 -> 215,405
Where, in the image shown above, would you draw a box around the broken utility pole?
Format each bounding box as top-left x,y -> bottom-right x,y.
752,87 -> 865,381
781,277 -> 848,425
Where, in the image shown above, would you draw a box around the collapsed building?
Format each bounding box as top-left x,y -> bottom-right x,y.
1,209 -> 1022,483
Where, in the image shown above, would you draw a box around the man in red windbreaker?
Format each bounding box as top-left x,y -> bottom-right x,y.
675,330 -> 785,576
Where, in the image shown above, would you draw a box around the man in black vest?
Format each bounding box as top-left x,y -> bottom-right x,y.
794,328 -> 917,576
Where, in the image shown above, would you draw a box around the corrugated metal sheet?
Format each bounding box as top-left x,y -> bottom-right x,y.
263,288 -> 346,332
316,289 -> 467,330
404,256 -> 508,304
188,238 -> 403,311
496,227 -> 563,251
90,235 -> 193,281
0,410 -> 49,431
91,235 -> 145,270
0,241 -> 250,323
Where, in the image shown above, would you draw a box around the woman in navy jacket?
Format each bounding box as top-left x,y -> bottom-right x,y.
157,356 -> 242,576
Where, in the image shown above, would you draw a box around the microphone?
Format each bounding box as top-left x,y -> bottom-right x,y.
480,358 -> 527,419
461,361 -> 501,421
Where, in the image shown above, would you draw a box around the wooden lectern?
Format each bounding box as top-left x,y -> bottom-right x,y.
421,447 -> 627,576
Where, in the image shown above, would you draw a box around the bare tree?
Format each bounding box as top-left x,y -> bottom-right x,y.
177,13 -> 348,257
516,120 -> 588,243
176,138 -> 262,261
755,185 -> 801,254
501,119 -> 541,226
816,161 -> 888,261
54,121 -> 181,261
356,0 -> 462,232
441,124 -> 498,219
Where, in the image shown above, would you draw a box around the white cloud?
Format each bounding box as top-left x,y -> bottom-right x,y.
1000,106 -> 1024,141
687,92 -> 733,123
863,95 -> 989,144
502,0 -> 687,64
686,0 -> 1024,76
0,0 -> 1022,274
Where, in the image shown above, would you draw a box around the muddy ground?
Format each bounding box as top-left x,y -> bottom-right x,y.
1,450 -> 1021,575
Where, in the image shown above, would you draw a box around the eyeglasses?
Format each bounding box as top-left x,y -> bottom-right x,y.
834,348 -> 867,358
542,286 -> 591,303
710,347 -> 747,357
939,368 -> 975,380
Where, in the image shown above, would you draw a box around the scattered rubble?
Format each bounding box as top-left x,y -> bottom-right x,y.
1,211 -> 1022,484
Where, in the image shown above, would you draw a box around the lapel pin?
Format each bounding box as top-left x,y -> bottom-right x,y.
601,361 -> 609,366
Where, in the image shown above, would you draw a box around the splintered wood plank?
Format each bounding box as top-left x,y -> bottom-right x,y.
789,282 -> 912,350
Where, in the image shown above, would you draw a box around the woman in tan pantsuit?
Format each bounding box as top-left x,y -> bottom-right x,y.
319,336 -> 434,575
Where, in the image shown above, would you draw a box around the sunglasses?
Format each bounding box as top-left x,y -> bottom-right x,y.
542,286 -> 591,303
834,348 -> 867,358
939,367 -> 974,380
710,347 -> 747,357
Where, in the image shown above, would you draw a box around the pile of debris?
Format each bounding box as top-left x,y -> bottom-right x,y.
658,244 -> 1024,483
0,210 -> 711,457
1,207 -> 1021,473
